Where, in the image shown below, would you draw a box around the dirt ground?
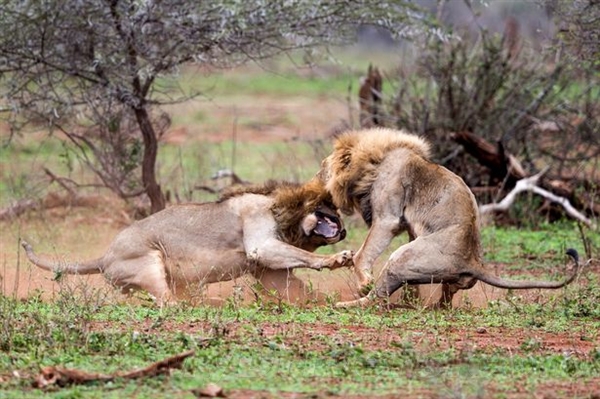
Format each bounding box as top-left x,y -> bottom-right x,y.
1,93 -> 599,398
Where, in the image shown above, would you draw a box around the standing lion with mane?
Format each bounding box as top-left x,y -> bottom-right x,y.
316,128 -> 581,308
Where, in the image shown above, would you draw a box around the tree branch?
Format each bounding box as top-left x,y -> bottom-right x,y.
480,167 -> 595,227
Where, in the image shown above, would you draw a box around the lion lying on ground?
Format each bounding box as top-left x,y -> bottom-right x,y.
22,180 -> 352,306
316,128 -> 581,308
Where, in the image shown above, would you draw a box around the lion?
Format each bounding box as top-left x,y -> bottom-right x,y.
21,179 -> 352,306
316,127 -> 581,308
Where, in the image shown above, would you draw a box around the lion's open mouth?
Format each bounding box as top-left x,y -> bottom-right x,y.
313,211 -> 342,239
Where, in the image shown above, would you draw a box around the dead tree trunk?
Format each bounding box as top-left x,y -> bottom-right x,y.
359,65 -> 383,128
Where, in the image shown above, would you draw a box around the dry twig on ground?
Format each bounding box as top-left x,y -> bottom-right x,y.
33,350 -> 195,388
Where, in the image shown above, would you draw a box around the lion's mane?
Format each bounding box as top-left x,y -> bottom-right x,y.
325,128 -> 431,217
220,179 -> 336,248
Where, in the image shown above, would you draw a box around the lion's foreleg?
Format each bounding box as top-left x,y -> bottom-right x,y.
248,239 -> 353,271
352,220 -> 398,291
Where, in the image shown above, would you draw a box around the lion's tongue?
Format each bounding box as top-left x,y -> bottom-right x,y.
315,216 -> 339,238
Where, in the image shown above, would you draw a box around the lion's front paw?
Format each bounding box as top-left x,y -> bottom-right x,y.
331,250 -> 354,269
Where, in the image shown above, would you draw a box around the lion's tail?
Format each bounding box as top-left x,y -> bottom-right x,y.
21,239 -> 104,275
474,248 -> 582,289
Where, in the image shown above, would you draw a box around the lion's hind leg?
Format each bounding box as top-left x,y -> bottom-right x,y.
371,242 -> 431,298
350,238 -> 449,305
106,251 -> 175,307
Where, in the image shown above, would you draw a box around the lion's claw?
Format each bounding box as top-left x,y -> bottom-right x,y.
327,250 -> 354,269
337,250 -> 354,265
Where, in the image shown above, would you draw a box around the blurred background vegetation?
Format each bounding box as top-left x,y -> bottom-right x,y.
0,0 -> 597,231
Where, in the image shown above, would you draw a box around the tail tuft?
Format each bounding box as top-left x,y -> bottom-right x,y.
565,248 -> 579,263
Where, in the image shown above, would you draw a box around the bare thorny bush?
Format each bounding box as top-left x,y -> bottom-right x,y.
54,102 -> 170,203
1,0 -> 427,215
362,24 -> 599,225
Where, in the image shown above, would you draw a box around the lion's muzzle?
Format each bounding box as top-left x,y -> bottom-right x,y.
313,211 -> 344,239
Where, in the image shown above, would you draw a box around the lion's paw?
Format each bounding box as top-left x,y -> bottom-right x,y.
331,250 -> 354,268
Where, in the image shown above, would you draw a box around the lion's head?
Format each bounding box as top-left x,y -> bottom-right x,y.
298,202 -> 346,251
270,179 -> 346,252
219,179 -> 346,252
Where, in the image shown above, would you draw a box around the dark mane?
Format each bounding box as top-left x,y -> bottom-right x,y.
218,180 -> 301,202
219,179 -> 337,249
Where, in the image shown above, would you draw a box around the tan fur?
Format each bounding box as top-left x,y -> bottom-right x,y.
22,180 -> 352,306
317,128 -> 581,308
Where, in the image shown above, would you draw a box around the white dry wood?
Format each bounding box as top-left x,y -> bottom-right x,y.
479,167 -> 595,228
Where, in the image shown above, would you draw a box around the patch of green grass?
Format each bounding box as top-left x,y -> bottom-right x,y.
481,221 -> 597,267
170,62 -> 354,100
1,285 -> 599,398
169,47 -> 401,100
207,70 -> 354,98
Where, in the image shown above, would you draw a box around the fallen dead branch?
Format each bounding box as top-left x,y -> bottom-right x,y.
33,350 -> 194,388
450,130 -> 526,183
480,168 -> 595,228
